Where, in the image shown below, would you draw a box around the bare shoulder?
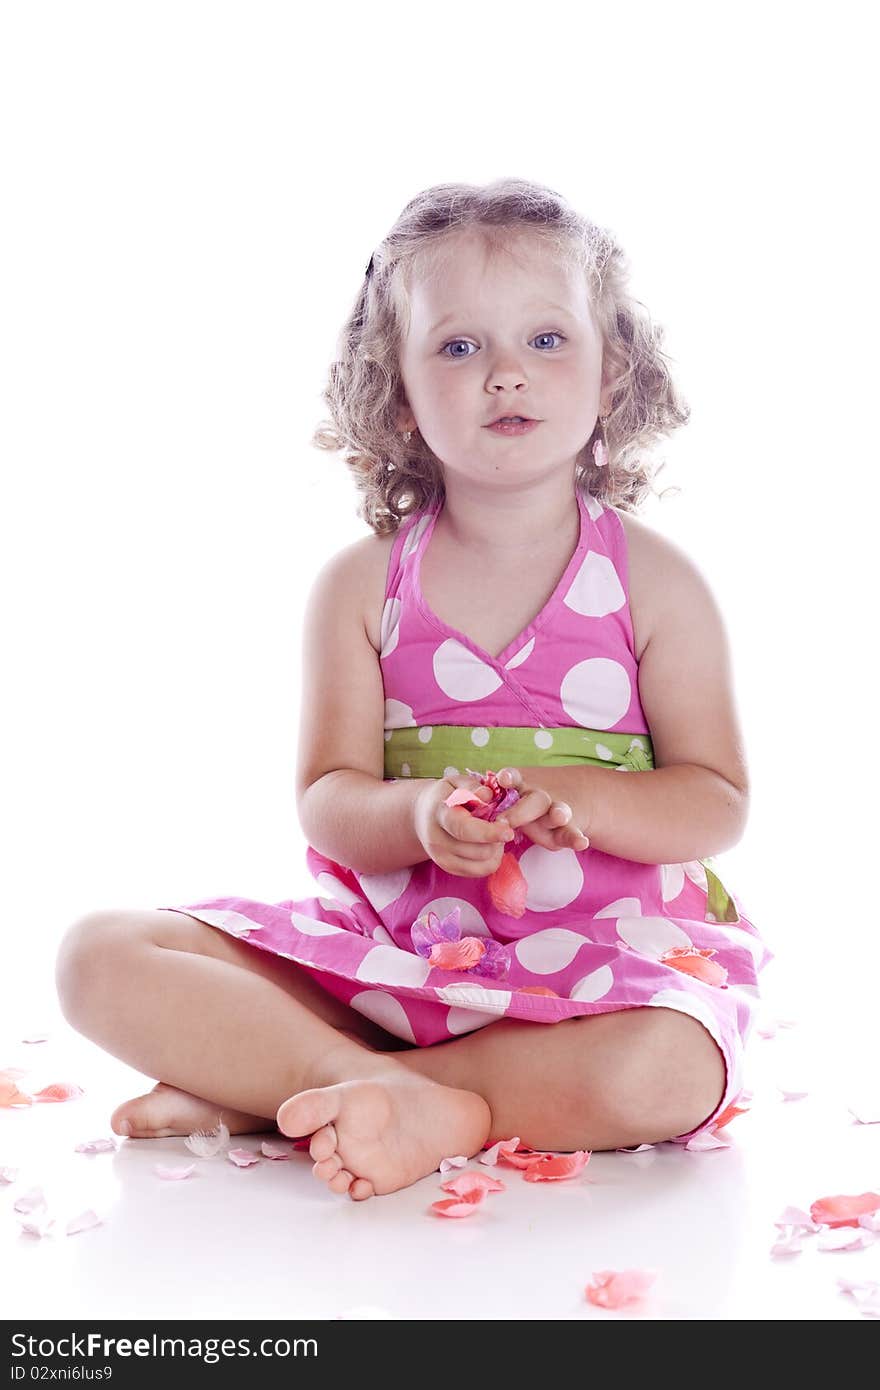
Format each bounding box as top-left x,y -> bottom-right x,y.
328,528 -> 397,653
611,506 -> 715,657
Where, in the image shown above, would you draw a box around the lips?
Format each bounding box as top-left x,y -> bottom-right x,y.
487,414 -> 536,425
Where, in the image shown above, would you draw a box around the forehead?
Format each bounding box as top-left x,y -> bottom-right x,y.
406,232 -> 591,326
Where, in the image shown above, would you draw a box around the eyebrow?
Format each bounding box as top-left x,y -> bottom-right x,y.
426,303 -> 579,334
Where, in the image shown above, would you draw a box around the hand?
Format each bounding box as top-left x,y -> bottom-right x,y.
413,773 -> 515,878
492,767 -> 590,853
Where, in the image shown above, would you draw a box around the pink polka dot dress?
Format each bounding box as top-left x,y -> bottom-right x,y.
158,480 -> 773,1143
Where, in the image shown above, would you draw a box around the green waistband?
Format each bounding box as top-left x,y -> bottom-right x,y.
383,724 -> 655,780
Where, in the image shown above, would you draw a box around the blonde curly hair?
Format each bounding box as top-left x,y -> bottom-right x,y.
311,178 -> 690,535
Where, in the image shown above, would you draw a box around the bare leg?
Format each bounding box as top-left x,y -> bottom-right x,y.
55,910 -> 491,1199
394,1008 -> 727,1151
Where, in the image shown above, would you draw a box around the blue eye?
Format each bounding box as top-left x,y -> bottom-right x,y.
440,332 -> 566,358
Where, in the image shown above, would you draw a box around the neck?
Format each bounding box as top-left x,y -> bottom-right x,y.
435,467 -> 581,559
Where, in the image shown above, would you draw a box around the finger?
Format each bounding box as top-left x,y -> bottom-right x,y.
440,806 -> 514,845
499,787 -> 551,831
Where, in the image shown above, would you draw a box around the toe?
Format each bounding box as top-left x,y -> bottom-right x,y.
277,1086 -> 341,1139
349,1177 -> 374,1201
309,1123 -> 338,1162
312,1154 -> 343,1181
328,1169 -> 354,1194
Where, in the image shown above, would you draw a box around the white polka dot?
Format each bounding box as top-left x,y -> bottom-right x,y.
563,549 -> 626,618
560,658 -> 632,729
471,727 -> 490,746
534,730 -> 554,749
446,1007 -> 498,1035
356,867 -> 412,912
585,493 -> 604,520
349,990 -> 416,1043
371,924 -> 395,946
660,863 -> 686,903
401,763 -> 411,776
355,945 -> 432,987
413,898 -> 490,937
647,988 -> 723,1049
383,730 -> 392,742
290,911 -> 348,937
515,928 -> 588,974
435,984 -> 512,1014
570,964 -> 615,1001
520,845 -> 584,911
504,636 -> 535,670
183,908 -> 257,938
595,743 -> 614,761
595,896 -> 642,918
443,765 -> 460,779
418,727 -> 433,743
379,596 -> 401,659
616,916 -> 693,956
400,513 -> 433,563
384,698 -> 417,729
314,873 -> 364,908
433,638 -> 503,701
683,861 -> 709,891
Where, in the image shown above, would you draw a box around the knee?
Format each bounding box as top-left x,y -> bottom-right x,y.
55,910 -> 137,1027
610,1006 -> 727,1144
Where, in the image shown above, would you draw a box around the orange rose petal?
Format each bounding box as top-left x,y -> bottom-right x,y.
479,1136 -> 522,1165
661,948 -> 729,988
497,1148 -> 553,1169
430,1189 -> 487,1218
523,1151 -> 590,1182
516,986 -> 560,997
429,937 -> 487,970
440,1171 -> 506,1197
32,1082 -> 85,1103
0,1078 -> 33,1107
586,1268 -> 658,1308
810,1192 -> 880,1229
487,852 -> 528,918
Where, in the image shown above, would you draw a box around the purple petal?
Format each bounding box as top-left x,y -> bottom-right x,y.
411,906 -> 462,956
472,941 -> 512,980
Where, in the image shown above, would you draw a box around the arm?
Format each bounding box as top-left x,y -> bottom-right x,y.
294,540 -> 432,877
506,529 -> 751,865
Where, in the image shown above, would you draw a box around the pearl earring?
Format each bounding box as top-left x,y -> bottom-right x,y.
403,429 -> 412,442
592,415 -> 610,468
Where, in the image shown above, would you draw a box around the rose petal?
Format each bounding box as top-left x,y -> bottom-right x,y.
428,937 -> 487,970
487,852 -> 528,918
837,1277 -> 880,1318
0,1078 -> 33,1107
818,1227 -> 875,1251
66,1209 -> 102,1235
858,1212 -> 880,1233
498,1147 -> 554,1170
154,1163 -> 196,1180
184,1120 -> 230,1157
585,1268 -> 658,1308
13,1186 -> 46,1214
228,1148 -> 260,1167
32,1082 -> 85,1103
661,948 -> 729,988
75,1138 -> 118,1155
810,1192 -> 880,1229
774,1205 -> 820,1232
778,1086 -> 809,1102
516,986 -> 560,997
440,1171 -> 506,1197
439,1155 -> 468,1174
684,1130 -> 731,1151
261,1139 -> 296,1160
1,1165 -> 20,1182
847,1092 -> 880,1124
19,1213 -> 55,1238
770,1231 -> 805,1257
523,1151 -> 590,1182
430,1190 -> 486,1218
479,1136 -> 522,1165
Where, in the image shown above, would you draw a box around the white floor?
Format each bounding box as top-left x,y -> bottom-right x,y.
3,971 -> 879,1322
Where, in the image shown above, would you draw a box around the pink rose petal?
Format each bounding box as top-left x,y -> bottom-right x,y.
685,1130 -> 731,1151
1,1165 -> 19,1183
75,1138 -> 117,1155
261,1139 -> 296,1160
818,1226 -> 875,1252
770,1231 -> 806,1257
585,1268 -> 658,1308
0,1077 -> 33,1107
848,1092 -> 880,1124
32,1082 -> 85,1103
154,1163 -> 196,1180
479,1136 -> 521,1165
811,1192 -> 880,1229
778,1086 -> 809,1102
522,1151 -> 590,1182
19,1212 -> 55,1238
838,1277 -> 880,1318
774,1205 -> 820,1232
13,1186 -> 46,1214
439,1155 -> 468,1174
228,1148 -> 260,1168
66,1209 -> 102,1235
440,1171 -> 506,1197
858,1212 -> 880,1233
430,1189 -> 486,1218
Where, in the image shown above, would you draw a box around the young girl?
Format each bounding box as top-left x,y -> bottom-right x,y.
55,177 -> 772,1202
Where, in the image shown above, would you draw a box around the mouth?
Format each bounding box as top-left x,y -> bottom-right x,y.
486,414 -> 537,425
485,416 -> 541,435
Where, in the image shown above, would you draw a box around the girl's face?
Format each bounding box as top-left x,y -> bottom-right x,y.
397,231 -> 611,486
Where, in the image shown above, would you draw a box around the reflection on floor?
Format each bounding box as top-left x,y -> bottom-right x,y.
2,985 -> 879,1321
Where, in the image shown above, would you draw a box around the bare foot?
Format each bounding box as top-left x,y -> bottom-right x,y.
276,1047 -> 491,1201
110,1082 -> 271,1140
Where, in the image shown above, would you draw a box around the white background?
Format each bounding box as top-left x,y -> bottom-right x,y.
2,0 -> 876,1028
